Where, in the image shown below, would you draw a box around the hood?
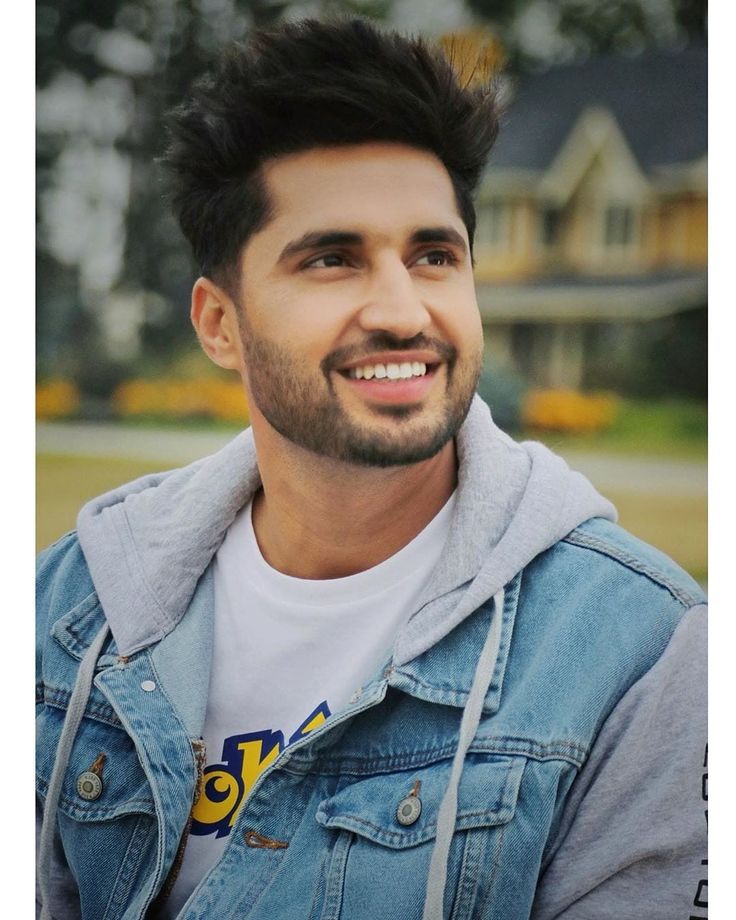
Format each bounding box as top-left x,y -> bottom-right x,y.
77,396 -> 616,663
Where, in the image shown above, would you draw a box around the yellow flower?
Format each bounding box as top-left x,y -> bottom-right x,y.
112,378 -> 249,425
522,390 -> 619,433
36,380 -> 80,419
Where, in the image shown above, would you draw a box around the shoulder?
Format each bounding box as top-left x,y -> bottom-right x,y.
37,531 -> 96,624
504,517 -> 706,743
560,516 -> 704,608
36,532 -> 97,680
520,515 -> 704,630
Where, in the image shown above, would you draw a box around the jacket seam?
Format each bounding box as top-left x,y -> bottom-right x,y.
470,737 -> 586,766
36,773 -> 155,815
64,594 -> 104,655
319,810 -> 510,844
562,528 -> 701,607
391,670 -> 500,701
287,738 -> 587,775
47,590 -> 99,661
40,683 -> 123,728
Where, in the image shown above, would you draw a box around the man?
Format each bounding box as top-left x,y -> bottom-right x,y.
37,18 -> 707,920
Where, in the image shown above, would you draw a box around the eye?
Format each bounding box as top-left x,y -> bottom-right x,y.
413,249 -> 457,267
304,252 -> 350,269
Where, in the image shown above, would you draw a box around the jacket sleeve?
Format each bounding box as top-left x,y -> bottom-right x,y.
531,602 -> 708,920
37,534 -> 84,920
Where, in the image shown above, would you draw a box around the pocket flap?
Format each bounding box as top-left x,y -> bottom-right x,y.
315,756 -> 524,850
36,704 -> 155,822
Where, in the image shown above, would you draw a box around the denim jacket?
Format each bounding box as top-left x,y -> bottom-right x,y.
36,398 -> 708,919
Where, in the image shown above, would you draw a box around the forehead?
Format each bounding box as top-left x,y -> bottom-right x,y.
258,143 -> 464,242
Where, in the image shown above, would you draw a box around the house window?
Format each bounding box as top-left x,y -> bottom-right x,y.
604,205 -> 635,246
476,200 -> 510,250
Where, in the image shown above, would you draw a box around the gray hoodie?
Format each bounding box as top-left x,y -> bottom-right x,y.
75,397 -> 616,662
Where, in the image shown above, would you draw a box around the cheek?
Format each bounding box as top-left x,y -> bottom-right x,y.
254,282 -> 350,348
439,291 -> 483,347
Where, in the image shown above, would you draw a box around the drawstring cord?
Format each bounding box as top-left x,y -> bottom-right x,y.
422,588 -> 505,920
38,622 -> 110,920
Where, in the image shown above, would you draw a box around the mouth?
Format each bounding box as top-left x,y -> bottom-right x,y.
339,360 -> 438,382
334,353 -> 443,405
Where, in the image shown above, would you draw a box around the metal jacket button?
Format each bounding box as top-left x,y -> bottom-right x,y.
396,794 -> 422,826
76,771 -> 103,801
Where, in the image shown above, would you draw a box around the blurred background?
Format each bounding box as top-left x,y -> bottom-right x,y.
36,0 -> 707,582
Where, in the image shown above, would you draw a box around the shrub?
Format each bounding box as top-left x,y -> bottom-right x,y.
36,379 -> 80,419
476,367 -> 527,431
113,378 -> 249,425
522,389 -> 619,433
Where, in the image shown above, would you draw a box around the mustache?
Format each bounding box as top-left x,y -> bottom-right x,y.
321,333 -> 457,374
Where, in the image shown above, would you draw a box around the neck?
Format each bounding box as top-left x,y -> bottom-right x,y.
251,433 -> 457,580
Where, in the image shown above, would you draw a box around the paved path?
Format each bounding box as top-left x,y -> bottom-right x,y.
37,422 -> 706,497
37,422 -> 236,465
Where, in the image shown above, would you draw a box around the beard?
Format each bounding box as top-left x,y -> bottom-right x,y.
239,325 -> 482,468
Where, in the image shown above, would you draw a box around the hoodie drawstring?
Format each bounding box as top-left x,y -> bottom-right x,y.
38,622 -> 110,920
422,588 -> 505,920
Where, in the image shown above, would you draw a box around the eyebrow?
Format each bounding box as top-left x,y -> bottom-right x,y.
276,231 -> 363,264
276,225 -> 468,264
409,227 -> 468,252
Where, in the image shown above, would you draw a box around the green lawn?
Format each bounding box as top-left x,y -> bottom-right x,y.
36,451 -> 707,584
520,398 -> 707,460
37,454 -> 168,552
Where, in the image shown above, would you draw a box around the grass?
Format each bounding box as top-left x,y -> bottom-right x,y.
519,398 -> 707,460
37,454 -> 169,552
36,451 -> 707,584
605,490 -> 707,584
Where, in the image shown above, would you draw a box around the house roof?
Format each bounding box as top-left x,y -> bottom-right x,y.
487,43 -> 707,175
476,270 -> 707,323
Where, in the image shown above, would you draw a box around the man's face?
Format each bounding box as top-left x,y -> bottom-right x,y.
235,143 -> 484,467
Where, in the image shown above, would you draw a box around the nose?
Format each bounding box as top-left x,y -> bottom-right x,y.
357,256 -> 431,339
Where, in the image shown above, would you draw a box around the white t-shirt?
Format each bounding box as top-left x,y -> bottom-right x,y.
165,492 -> 455,916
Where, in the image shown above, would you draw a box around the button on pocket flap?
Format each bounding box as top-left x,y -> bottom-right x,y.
36,705 -> 155,822
315,756 -> 524,850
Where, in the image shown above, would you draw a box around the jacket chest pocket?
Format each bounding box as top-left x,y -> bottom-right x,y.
314,756 -> 525,920
36,701 -> 158,920
37,700 -> 156,822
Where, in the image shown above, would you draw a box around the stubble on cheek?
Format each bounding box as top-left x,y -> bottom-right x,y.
236,308 -> 482,466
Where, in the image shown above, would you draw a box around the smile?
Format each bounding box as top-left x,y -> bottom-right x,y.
345,361 -> 429,381
336,360 -> 441,406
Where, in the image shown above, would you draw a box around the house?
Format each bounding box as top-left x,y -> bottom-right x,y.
472,43 -> 707,390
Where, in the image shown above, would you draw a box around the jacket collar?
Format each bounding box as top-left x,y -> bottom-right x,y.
387,571 -> 522,715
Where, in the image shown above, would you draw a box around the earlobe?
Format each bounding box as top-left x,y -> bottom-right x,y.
191,277 -> 242,371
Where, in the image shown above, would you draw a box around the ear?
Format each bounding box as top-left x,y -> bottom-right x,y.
191,277 -> 242,371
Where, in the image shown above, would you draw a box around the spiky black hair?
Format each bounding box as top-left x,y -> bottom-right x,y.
163,18 -> 500,286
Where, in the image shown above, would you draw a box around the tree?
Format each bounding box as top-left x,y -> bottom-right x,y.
462,0 -> 707,72
37,0 -> 393,395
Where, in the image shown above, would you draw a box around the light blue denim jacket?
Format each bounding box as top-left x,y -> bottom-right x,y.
36,398 -> 708,919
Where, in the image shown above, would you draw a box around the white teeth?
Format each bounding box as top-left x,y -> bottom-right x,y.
347,361 -> 430,380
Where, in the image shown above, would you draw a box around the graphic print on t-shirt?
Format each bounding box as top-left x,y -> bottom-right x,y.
191,700 -> 331,838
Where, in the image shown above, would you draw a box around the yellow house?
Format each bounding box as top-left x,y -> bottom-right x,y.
470,43 -> 707,389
